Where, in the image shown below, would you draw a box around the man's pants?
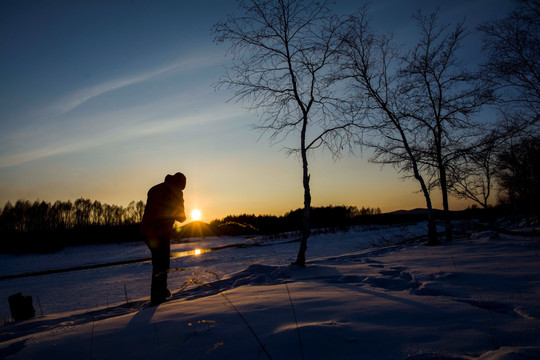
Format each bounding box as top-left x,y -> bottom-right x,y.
146,236 -> 170,304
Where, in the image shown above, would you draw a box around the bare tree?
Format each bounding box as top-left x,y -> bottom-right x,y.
91,200 -> 104,225
397,11 -> 490,241
479,0 -> 540,134
496,135 -> 540,213
447,134 -> 498,209
213,0 -> 357,265
340,8 -> 438,244
74,198 -> 92,227
342,9 -> 491,242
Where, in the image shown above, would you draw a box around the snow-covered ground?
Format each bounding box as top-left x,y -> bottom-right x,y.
0,223 -> 422,319
1,222 -> 539,359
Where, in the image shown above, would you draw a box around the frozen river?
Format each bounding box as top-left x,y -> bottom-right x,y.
0,223 -> 425,320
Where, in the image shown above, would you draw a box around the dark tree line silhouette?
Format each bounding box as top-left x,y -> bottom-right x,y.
0,199 -> 144,232
208,206 -> 382,236
0,199 -> 145,253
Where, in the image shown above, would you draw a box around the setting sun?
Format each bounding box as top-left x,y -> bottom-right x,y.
191,209 -> 202,221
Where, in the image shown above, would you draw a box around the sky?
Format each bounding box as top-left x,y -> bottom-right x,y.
0,0 -> 513,222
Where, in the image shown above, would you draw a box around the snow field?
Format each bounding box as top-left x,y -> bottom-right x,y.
1,223 -> 539,359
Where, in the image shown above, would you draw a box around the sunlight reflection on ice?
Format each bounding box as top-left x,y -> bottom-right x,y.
171,248 -> 208,258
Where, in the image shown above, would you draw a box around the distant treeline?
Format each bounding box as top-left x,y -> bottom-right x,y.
207,206 -> 382,236
1,199 -> 144,231
1,199 -> 517,254
0,199 -> 145,253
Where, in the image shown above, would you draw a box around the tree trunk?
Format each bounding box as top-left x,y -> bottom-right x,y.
423,188 -> 438,246
294,117 -> 311,267
392,119 -> 439,245
439,165 -> 452,241
412,157 -> 438,245
294,168 -> 311,266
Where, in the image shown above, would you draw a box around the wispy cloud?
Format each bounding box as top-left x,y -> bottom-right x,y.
47,51 -> 224,117
0,50 -> 234,169
0,105 -> 245,169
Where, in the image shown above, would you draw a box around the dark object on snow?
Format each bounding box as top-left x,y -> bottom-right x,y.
8,292 -> 35,321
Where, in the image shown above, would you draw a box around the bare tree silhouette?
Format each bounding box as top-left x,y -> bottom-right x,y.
213,0 -> 358,265
479,0 -> 540,135
339,7 -> 438,244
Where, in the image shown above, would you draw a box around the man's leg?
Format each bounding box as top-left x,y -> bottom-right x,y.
149,237 -> 171,305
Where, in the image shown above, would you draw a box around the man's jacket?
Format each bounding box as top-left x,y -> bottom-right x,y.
141,177 -> 186,238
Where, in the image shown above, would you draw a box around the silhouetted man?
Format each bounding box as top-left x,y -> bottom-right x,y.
141,172 -> 186,306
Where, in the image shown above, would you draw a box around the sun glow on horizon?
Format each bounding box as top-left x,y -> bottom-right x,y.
191,209 -> 202,221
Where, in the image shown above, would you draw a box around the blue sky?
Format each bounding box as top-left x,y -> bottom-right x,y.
0,0 -> 512,221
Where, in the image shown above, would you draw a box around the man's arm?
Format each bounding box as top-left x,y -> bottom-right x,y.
172,190 -> 186,223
